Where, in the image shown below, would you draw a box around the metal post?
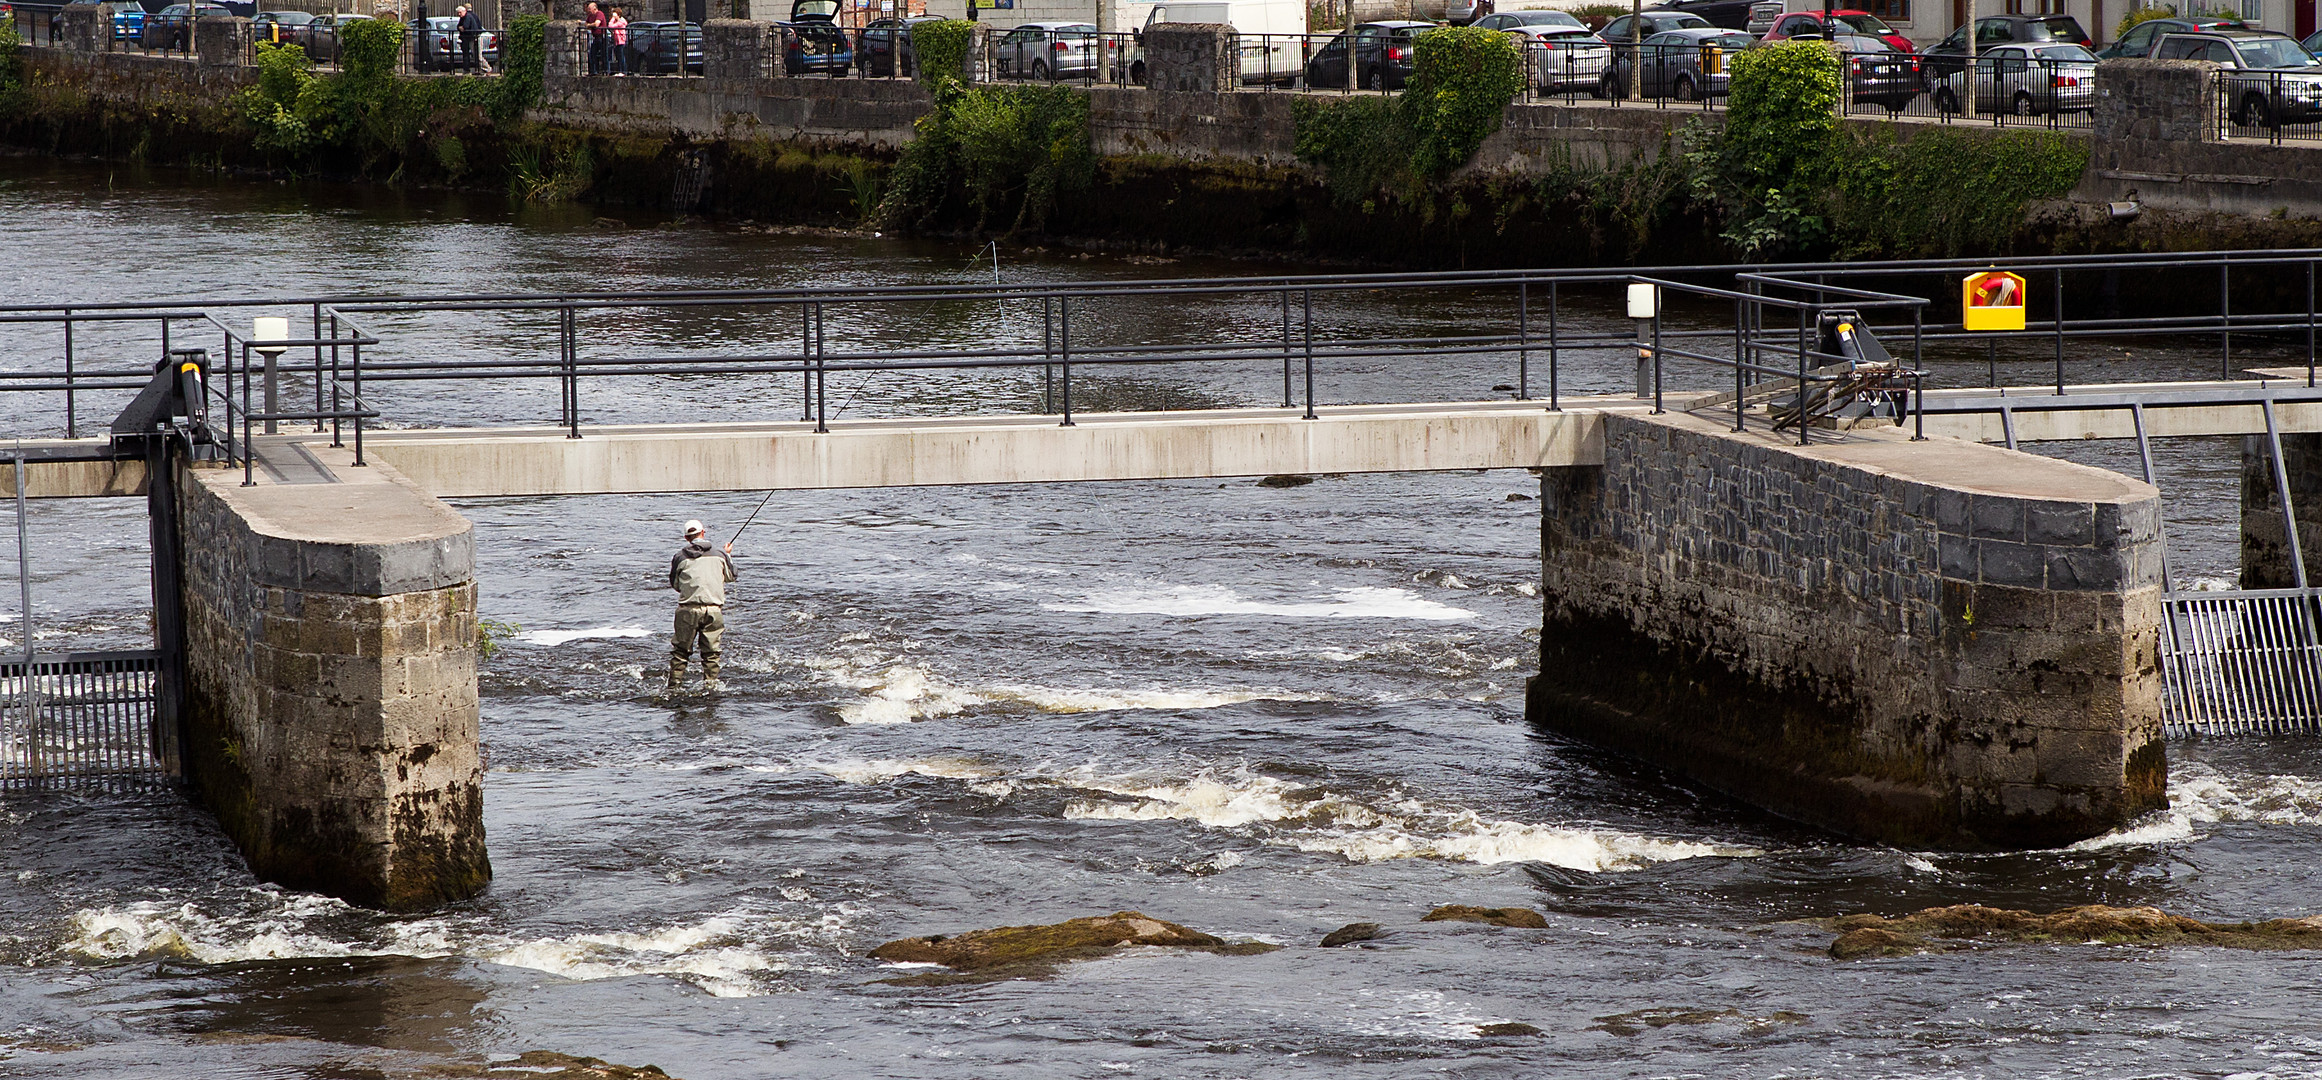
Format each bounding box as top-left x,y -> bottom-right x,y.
241,343 -> 255,487
2131,401 -> 2188,720
1795,306 -> 1810,446
1044,295 -> 1056,414
311,303 -> 325,433
1650,309 -> 1663,414
2222,259 -> 2233,379
1517,281 -> 1530,400
2309,259 -> 2316,389
62,306 -> 74,436
12,446 -> 32,776
330,313 -> 343,448
1547,279 -> 1559,412
1999,404 -> 2017,450
814,301 -> 828,434
1987,337 -> 1997,388
2265,397 -> 2309,591
351,341 -> 365,467
1302,289 -> 1316,420
801,303 -> 813,422
1732,296 -> 1746,432
1059,296 -> 1073,427
1913,307 -> 1925,441
1280,289 -> 1292,409
2053,268 -> 2065,395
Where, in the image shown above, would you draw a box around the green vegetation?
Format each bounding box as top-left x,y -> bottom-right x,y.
878,83 -> 1092,234
239,14 -> 547,174
2115,2 -> 2244,35
910,18 -> 975,88
476,619 -> 521,660
1292,25 -> 1526,211
0,19 -> 23,108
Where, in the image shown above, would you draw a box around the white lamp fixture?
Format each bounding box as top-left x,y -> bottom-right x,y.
1626,282 -> 1660,320
251,316 -> 289,358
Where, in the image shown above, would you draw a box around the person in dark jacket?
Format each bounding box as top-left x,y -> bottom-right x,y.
457,4 -> 487,71
667,519 -> 737,691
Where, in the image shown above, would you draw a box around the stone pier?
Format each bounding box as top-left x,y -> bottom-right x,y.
2242,432 -> 2322,589
173,447 -> 488,911
1527,412 -> 2168,850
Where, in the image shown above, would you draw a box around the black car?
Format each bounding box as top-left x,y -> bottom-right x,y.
858,13 -> 944,76
1644,0 -> 1752,31
1304,20 -> 1434,91
1597,9 -> 1711,45
1922,13 -> 2090,76
138,2 -> 231,50
2096,14 -> 2244,59
625,21 -> 703,74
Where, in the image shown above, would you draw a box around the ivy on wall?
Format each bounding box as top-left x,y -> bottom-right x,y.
878,82 -> 1092,234
1291,25 -> 1525,212
240,14 -> 548,174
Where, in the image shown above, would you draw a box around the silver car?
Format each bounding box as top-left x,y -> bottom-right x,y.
995,21 -> 1101,81
1498,23 -> 1610,92
1929,42 -> 2097,116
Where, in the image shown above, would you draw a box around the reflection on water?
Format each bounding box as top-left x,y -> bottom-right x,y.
1,159 -> 2321,1080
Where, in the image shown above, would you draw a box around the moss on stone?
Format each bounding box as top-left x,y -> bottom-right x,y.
1821,903 -> 2322,958
869,911 -> 1278,983
1421,904 -> 1548,928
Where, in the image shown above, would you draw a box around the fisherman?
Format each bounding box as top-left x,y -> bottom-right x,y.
667,520 -> 736,692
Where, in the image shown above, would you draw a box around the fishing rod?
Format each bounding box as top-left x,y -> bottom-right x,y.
726,486 -> 779,551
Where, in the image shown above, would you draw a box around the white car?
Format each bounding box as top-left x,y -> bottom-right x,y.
1485,13 -> 1610,91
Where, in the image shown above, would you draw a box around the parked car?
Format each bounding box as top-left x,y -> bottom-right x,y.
2154,30 -> 2322,127
2305,28 -> 2322,54
304,12 -> 372,61
2098,14 -> 2244,59
1599,26 -> 1750,100
138,3 -> 231,50
1758,9 -> 1914,54
1498,21 -> 1611,92
251,9 -> 315,47
1474,8 -> 1578,31
1597,9 -> 1710,46
617,20 -> 698,73
1824,32 -> 1925,110
1922,14 -> 2090,76
1927,41 -> 2095,115
992,21 -> 1099,80
777,21 -> 851,74
858,13 -> 943,76
1642,0 -> 1753,30
1303,20 -> 1435,90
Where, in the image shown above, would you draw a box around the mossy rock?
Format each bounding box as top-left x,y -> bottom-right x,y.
1820,903 -> 2322,959
870,911 -> 1278,983
1422,904 -> 1549,929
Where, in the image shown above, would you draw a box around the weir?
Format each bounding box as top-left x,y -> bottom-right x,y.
6,253 -> 2321,904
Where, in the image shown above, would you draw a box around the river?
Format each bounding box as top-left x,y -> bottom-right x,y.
1,158 -> 2320,1079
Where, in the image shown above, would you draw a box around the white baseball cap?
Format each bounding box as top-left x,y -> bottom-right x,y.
683,520 -> 705,538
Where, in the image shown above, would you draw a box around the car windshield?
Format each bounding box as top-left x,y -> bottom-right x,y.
1505,10 -> 1580,25
2029,43 -> 2095,60
1707,31 -> 1750,47
1833,33 -> 1887,50
1665,13 -> 1709,26
1834,13 -> 1893,34
1540,26 -> 1598,39
2238,36 -> 2318,66
2024,17 -> 2081,40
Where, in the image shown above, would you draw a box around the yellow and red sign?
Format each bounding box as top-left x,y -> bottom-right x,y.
1962,270 -> 2026,332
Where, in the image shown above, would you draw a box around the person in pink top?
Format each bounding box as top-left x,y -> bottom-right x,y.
607,5 -> 630,74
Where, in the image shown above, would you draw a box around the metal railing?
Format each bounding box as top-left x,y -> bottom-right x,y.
566,20 -> 698,76
0,650 -> 172,788
2164,588 -> 2322,735
2215,68 -> 2322,145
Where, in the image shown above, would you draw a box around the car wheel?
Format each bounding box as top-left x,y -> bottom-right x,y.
1672,75 -> 1695,101
1360,66 -> 1380,91
2011,91 -> 2036,117
1933,87 -> 1959,114
1032,59 -> 1048,81
1597,72 -> 1617,98
2254,93 -> 2279,128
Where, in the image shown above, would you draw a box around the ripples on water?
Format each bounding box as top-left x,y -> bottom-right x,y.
0,160 -> 2321,1077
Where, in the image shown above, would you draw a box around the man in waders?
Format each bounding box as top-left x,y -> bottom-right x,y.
668,520 -> 736,692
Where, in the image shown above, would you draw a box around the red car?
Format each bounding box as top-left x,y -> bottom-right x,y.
1760,9 -> 1914,54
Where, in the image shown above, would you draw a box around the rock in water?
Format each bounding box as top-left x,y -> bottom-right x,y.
1475,1022 -> 1543,1037
1422,905 -> 1549,929
1256,474 -> 1316,488
871,911 -> 1269,979
1320,922 -> 1382,947
1819,903 -> 2322,959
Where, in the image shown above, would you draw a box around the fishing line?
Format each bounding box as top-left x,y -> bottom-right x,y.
728,486 -> 779,548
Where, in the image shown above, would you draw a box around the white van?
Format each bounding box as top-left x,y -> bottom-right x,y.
1126,0 -> 1308,84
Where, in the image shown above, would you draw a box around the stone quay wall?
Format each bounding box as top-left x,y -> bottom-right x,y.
174,454 -> 488,911
1528,411 -> 2168,850
2241,431 -> 2322,589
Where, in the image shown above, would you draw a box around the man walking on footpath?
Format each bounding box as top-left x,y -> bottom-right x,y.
668,519 -> 736,692
458,4 -> 489,72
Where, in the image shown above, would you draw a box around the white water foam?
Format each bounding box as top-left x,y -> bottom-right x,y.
59,893 -> 848,998
831,759 -> 1758,872
1045,584 -> 1477,622
517,626 -> 654,647
2068,761 -> 2322,851
778,644 -> 1330,725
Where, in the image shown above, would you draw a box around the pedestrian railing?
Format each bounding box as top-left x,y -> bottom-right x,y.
2214,68 -> 2322,145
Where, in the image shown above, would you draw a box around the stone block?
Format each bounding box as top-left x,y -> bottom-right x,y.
2044,546 -> 2123,591
194,16 -> 251,68
702,19 -> 766,81
58,4 -> 107,52
2025,502 -> 2095,546
544,19 -> 581,78
1145,23 -> 1235,93
1978,539 -> 2047,588
1970,496 -> 2026,541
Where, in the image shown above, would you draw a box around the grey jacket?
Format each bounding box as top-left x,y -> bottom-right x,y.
669,542 -> 737,606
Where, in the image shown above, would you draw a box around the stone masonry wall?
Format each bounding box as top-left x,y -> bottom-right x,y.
175,457 -> 488,911
2079,58 -> 2322,217
1528,411 -> 2167,850
2242,431 -> 2322,589
1143,24 -> 1234,93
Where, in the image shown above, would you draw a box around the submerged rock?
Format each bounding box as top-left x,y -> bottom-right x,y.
1257,474 -> 1316,488
419,1051 -> 675,1078
1320,922 -> 1382,947
870,911 -> 1278,983
1475,1022 -> 1543,1037
1820,903 -> 2322,959
1422,905 -> 1549,929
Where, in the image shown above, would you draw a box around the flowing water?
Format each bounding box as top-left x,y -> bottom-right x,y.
1,160 -> 2321,1078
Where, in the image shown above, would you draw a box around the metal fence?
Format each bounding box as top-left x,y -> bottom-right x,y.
2162,589 -> 2322,736
0,651 -> 172,789
2215,69 -> 2322,145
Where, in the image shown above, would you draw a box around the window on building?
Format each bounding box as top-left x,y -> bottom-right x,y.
1862,0 -> 1910,19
